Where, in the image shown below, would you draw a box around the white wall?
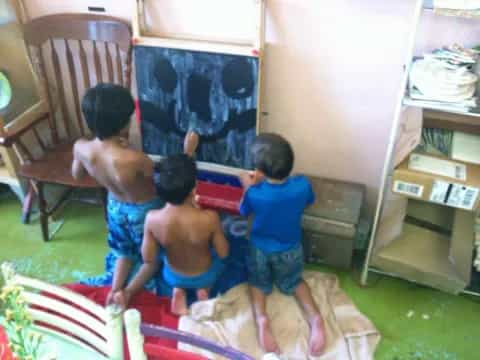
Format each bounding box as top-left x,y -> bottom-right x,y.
22,0 -> 480,213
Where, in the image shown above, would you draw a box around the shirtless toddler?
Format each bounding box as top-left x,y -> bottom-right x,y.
117,153 -> 229,315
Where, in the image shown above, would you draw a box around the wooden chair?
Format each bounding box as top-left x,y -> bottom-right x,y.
1,262 -> 124,359
124,309 -> 255,360
0,13 -> 132,241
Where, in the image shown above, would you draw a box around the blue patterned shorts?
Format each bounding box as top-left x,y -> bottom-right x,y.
247,242 -> 304,295
80,194 -> 164,291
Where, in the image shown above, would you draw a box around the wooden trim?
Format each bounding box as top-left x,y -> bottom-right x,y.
23,14 -> 131,52
132,0 -> 141,40
133,35 -> 260,57
133,0 -> 264,57
361,0 -> 425,285
253,0 -> 265,52
148,154 -> 243,176
0,112 -> 49,147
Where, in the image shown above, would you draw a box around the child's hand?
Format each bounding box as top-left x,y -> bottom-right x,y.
112,289 -> 132,311
105,288 -> 117,306
184,131 -> 199,157
239,171 -> 255,188
239,171 -> 263,188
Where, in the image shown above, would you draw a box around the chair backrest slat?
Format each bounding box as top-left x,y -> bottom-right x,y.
115,44 -> 124,87
64,39 -> 85,137
49,38 -> 71,140
12,274 -> 108,321
28,308 -> 110,355
32,127 -> 47,151
105,42 -> 114,83
38,45 -> 59,144
79,40 -> 92,91
125,48 -> 132,89
93,40 -> 103,83
15,138 -> 34,161
23,290 -> 105,336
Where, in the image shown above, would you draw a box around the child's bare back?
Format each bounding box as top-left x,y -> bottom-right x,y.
73,137 -> 155,203
141,154 -> 229,315
148,205 -> 227,276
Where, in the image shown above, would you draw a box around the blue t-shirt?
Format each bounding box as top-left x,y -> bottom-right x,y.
239,175 -> 315,253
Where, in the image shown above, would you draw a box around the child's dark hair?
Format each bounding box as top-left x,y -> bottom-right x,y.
81,83 -> 134,140
251,133 -> 294,180
154,154 -> 197,205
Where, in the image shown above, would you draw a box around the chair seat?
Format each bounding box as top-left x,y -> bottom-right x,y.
18,142 -> 99,188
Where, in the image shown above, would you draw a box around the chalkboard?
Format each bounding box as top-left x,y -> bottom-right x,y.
135,46 -> 259,169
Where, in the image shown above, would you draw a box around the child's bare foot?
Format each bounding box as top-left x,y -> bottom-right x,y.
308,314 -> 326,356
171,288 -> 188,316
256,315 -> 279,354
196,288 -> 209,301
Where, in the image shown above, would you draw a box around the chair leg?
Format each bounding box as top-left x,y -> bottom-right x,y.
37,182 -> 49,242
21,185 -> 35,224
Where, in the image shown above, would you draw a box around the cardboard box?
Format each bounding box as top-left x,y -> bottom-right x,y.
373,201 -> 475,294
392,153 -> 480,211
393,106 -> 423,167
375,179 -> 408,253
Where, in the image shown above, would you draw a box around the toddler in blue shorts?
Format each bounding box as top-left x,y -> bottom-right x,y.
239,133 -> 326,356
115,154 -> 229,315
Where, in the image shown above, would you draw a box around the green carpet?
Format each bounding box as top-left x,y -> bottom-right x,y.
0,192 -> 478,359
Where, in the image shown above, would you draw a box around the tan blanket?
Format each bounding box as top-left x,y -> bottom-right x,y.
179,271 -> 380,359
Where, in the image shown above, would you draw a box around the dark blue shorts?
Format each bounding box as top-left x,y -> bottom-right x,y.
80,194 -> 164,291
247,242 -> 304,295
163,255 -> 226,290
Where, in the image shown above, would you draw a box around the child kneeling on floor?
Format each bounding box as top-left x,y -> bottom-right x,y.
239,133 -> 326,356
118,153 -> 229,315
72,83 -> 198,307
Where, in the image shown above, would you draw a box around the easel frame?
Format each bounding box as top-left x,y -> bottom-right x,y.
133,0 -> 266,175
132,0 -> 265,57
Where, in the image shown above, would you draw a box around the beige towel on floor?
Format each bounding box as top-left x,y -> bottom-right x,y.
178,271 -> 380,360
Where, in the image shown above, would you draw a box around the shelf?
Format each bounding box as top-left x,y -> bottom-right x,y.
403,97 -> 480,118
372,223 -> 467,294
423,0 -> 480,18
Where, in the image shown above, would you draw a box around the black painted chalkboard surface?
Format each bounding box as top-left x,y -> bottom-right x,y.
135,46 -> 259,169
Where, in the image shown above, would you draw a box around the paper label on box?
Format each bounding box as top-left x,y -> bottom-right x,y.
393,180 -> 424,197
430,180 -> 479,210
408,154 -> 467,181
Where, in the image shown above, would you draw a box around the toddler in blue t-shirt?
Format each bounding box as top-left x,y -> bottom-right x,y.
239,133 -> 325,356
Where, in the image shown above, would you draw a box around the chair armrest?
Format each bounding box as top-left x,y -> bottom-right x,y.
0,111 -> 50,147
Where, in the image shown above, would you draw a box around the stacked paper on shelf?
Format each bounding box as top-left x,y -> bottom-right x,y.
434,0 -> 480,10
434,1 -> 480,17
408,45 -> 479,111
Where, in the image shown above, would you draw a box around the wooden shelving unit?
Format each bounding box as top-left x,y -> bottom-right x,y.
361,0 -> 480,296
